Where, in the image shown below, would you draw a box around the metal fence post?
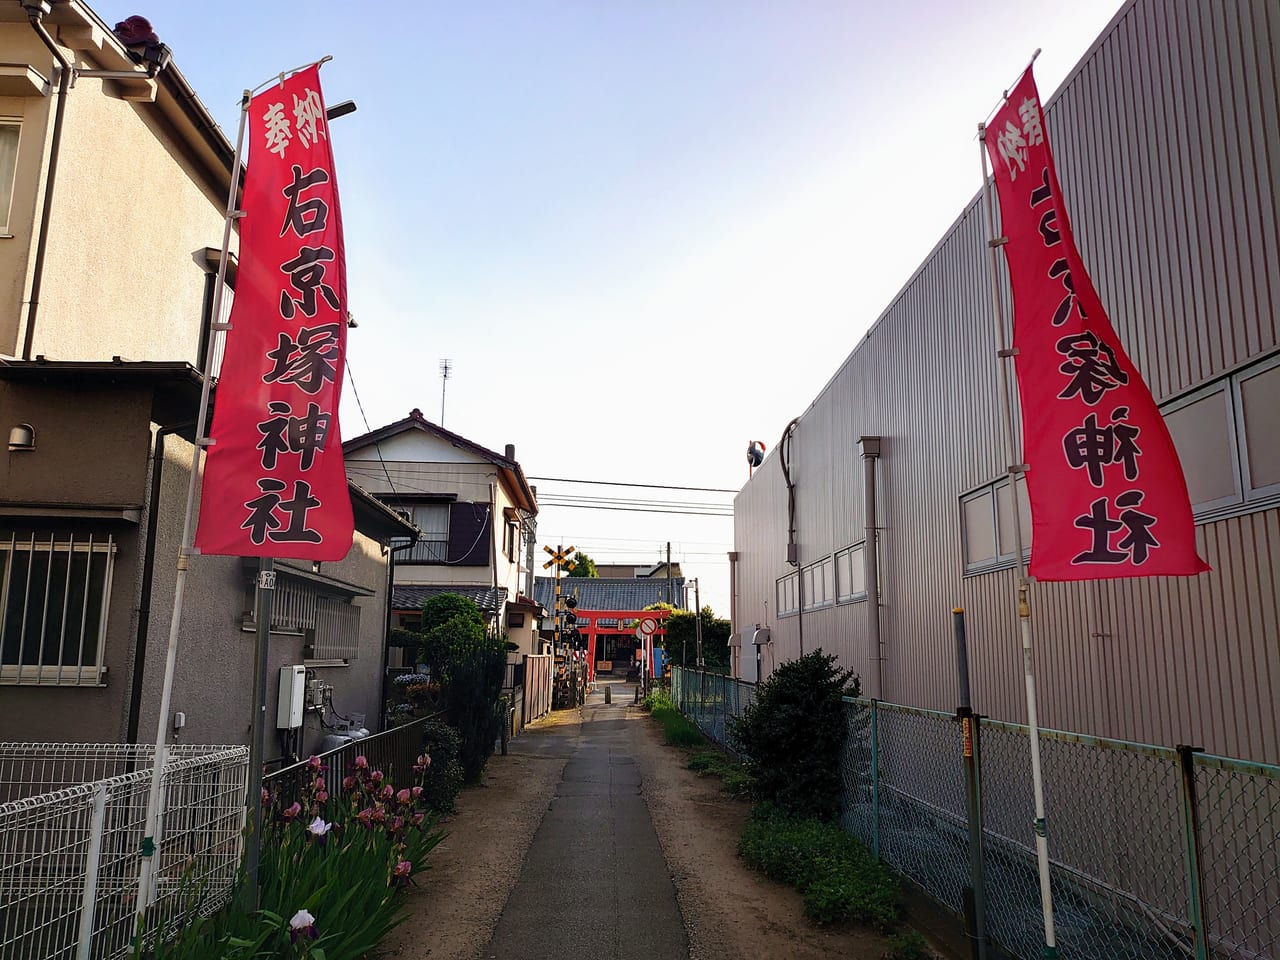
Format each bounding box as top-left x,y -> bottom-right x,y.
871,699 -> 881,862
1177,744 -> 1210,960
76,783 -> 109,960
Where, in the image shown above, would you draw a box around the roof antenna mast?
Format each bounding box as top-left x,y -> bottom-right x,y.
439,358 -> 452,426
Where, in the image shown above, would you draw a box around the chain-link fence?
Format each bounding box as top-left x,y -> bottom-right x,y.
0,742 -> 248,960
670,666 -> 755,752
670,667 -> 1280,960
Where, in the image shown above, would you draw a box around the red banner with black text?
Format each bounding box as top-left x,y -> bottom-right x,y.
986,67 -> 1207,580
195,65 -> 353,560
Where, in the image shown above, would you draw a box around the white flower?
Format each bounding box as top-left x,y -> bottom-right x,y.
290,909 -> 316,930
307,817 -> 331,837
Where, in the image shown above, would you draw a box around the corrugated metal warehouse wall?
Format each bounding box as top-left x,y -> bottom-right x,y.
732,0 -> 1280,763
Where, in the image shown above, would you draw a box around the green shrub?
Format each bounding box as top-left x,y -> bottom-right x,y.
738,804 -> 899,930
884,930 -> 935,960
730,649 -> 858,821
417,720 -> 464,814
431,605 -> 507,783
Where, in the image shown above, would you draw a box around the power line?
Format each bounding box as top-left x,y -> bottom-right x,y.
536,503 -> 732,517
527,475 -> 737,494
344,359 -> 402,503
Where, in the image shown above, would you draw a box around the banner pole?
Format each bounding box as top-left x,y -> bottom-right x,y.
135,89 -> 251,923
977,120 -> 1059,959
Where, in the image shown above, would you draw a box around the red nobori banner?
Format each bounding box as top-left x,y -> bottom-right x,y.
195,65 -> 353,560
986,67 -> 1207,580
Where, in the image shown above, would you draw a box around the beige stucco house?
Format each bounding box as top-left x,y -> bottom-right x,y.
344,409 -> 543,660
0,1 -> 415,759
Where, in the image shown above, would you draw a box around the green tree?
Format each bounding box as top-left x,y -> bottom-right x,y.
566,550 -> 599,577
656,605 -> 732,674
418,595 -> 505,782
422,593 -> 485,631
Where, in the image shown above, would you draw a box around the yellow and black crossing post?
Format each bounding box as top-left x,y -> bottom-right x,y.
542,544 -> 576,655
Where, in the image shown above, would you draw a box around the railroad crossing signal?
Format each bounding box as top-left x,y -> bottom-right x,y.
542,544 -> 576,570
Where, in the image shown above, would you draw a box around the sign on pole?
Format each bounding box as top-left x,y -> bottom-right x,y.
986,67 -> 1208,581
195,65 -> 353,560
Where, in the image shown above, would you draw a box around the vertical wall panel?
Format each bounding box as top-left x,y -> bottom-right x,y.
732,0 -> 1280,763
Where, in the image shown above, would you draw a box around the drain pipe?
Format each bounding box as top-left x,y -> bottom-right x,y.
21,1 -> 71,360
859,437 -> 883,699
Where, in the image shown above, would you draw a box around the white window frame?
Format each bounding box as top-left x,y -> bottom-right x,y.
961,477 -> 1030,576
801,556 -> 834,612
836,542 -> 868,603
1233,353 -> 1280,502
0,117 -> 21,236
1157,350 -> 1280,522
775,570 -> 799,618
1162,381 -> 1242,514
0,531 -> 114,686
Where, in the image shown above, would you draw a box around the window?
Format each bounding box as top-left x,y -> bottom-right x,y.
504,521 -> 519,563
508,611 -> 525,629
246,574 -> 362,661
0,120 -> 19,233
801,556 -> 834,611
775,571 -> 799,617
1164,386 -> 1238,510
1,531 -> 114,685
836,543 -> 867,602
1160,353 -> 1280,518
1237,357 -> 1280,497
312,597 -> 361,660
961,476 -> 1030,574
406,504 -> 449,562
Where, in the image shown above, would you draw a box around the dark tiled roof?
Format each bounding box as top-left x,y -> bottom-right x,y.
533,577 -> 684,613
392,584 -> 508,614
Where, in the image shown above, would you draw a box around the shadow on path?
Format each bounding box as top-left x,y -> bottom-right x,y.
486,680 -> 689,960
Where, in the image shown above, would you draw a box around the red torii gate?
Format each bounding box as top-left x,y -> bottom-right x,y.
576,608 -> 670,684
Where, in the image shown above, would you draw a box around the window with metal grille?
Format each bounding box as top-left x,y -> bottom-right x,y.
312,597 -> 361,660
246,574 -> 362,661
0,531 -> 114,685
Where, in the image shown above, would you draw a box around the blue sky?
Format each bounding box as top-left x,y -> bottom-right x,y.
107,0 -> 1126,614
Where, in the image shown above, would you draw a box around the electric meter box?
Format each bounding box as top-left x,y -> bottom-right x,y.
278,665 -> 306,730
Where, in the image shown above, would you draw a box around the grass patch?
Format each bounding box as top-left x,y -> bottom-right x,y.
687,748 -> 753,798
645,689 -> 706,746
738,803 -> 900,930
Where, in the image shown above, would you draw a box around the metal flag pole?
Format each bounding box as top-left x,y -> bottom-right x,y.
977,115 -> 1059,957
135,89 -> 250,919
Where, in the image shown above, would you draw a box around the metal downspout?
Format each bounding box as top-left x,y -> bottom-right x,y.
860,437 -> 883,699
21,8 -> 72,360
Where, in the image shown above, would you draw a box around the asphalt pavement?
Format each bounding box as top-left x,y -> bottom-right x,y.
484,679 -> 689,960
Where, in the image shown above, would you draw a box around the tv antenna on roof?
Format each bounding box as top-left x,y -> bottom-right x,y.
439,359 -> 453,426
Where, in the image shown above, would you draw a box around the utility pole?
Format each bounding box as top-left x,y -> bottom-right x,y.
666,541 -> 672,604
694,577 -> 703,669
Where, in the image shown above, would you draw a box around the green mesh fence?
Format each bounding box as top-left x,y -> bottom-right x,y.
669,667 -> 1280,960
1195,755 -> 1280,959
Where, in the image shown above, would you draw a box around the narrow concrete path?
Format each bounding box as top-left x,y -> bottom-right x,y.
485,680 -> 689,960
